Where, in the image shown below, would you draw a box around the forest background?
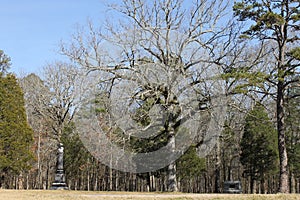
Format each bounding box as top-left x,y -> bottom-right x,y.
0,0 -> 299,194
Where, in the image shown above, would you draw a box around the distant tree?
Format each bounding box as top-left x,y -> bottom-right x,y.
219,116 -> 244,184
21,62 -> 90,189
233,0 -> 300,193
20,73 -> 56,189
61,122 -> 97,190
42,62 -> 84,143
0,50 -> 11,74
240,103 -> 278,194
0,74 -> 34,188
176,145 -> 206,192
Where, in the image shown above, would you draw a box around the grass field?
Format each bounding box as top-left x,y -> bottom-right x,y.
0,190 -> 299,200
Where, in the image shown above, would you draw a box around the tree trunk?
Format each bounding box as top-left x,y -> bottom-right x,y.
93,170 -> 98,191
214,141 -> 221,193
146,174 -> 150,192
260,175 -> 265,194
250,176 -> 257,194
46,163 -> 50,189
115,170 -> 119,191
167,132 -> 178,192
167,161 -> 177,192
290,172 -> 295,193
297,178 -> 300,193
87,169 -> 90,191
109,168 -> 113,191
37,131 -> 41,189
227,166 -> 232,181
150,173 -> 156,192
277,82 -> 289,193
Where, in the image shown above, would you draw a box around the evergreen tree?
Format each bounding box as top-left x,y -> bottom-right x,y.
240,103 -> 278,193
0,73 -> 34,188
177,145 -> 206,180
233,0 -> 300,193
0,50 -> 11,74
61,123 -> 95,190
286,80 -> 300,192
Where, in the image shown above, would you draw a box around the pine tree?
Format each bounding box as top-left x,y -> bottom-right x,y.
240,103 -> 278,193
233,0 -> 300,193
0,73 -> 34,188
177,145 -> 206,180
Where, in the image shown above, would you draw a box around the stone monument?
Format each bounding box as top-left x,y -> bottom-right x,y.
50,143 -> 68,190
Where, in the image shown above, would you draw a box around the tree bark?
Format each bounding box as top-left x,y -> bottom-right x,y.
150,173 -> 156,192
214,141 -> 221,193
167,161 -> 178,192
109,167 -> 113,191
277,82 -> 289,193
167,132 -> 178,192
290,172 -> 295,193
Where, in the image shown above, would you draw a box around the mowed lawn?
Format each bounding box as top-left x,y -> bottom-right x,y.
0,190 -> 299,200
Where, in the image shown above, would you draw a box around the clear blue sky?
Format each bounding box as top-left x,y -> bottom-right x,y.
0,0 -> 107,75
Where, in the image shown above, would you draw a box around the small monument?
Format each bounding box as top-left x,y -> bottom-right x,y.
50,143 -> 68,190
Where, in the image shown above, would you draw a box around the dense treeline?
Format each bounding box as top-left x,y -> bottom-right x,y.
0,0 -> 299,194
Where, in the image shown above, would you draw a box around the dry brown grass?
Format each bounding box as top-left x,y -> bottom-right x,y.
0,190 -> 299,200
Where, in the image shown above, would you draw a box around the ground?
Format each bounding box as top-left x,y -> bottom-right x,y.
0,190 -> 299,200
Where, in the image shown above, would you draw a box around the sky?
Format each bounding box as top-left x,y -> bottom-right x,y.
0,0 -> 107,75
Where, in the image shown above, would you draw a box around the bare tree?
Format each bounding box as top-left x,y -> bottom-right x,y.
61,0 -> 237,192
21,62 -> 89,188
21,73 -> 56,189
42,62 -> 83,142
